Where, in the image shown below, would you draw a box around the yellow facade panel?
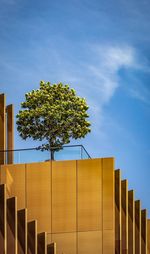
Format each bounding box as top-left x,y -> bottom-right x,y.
147,219 -> 150,254
0,94 -> 6,165
47,233 -> 52,244
47,242 -> 56,254
0,164 -> 25,209
77,159 -> 102,231
78,231 -> 102,254
135,200 -> 141,254
52,160 -> 76,233
121,180 -> 128,254
102,158 -> 115,230
7,197 -> 17,254
115,170 -> 121,254
38,232 -> 47,254
52,233 -> 76,254
103,230 -> 115,254
0,184 -> 6,254
141,209 -> 147,254
128,190 -> 135,254
17,209 -> 27,254
27,220 -> 37,254
26,162 -> 51,233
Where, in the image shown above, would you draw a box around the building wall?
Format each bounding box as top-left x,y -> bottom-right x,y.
0,184 -> 56,254
0,158 -> 115,254
0,158 -> 149,254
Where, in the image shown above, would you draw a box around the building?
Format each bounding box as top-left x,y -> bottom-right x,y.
0,93 -> 149,254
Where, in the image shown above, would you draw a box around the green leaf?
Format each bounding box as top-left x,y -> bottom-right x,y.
16,81 -> 91,151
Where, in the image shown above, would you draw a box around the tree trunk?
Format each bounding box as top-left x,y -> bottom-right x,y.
50,149 -> 55,160
49,139 -> 55,160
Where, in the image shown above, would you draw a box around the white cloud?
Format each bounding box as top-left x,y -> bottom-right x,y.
78,44 -> 149,142
129,85 -> 150,105
87,45 -> 137,104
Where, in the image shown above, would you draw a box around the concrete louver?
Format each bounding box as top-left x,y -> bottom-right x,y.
0,184 -> 56,254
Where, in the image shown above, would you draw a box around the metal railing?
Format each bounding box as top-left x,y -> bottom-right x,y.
0,145 -> 91,164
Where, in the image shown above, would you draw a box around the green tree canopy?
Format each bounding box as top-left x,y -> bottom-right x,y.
16,81 -> 91,159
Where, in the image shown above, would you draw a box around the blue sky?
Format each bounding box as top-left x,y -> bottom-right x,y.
0,0 -> 150,213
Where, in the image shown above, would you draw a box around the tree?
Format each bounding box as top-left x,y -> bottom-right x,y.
16,81 -> 91,160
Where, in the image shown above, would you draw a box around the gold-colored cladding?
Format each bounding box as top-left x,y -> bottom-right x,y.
52,160 -> 76,233
135,200 -> 141,254
102,158 -> 114,229
128,190 -> 135,254
38,232 -> 47,254
0,184 -> 6,254
0,94 -> 6,165
27,220 -> 37,254
78,231 -> 102,254
103,230 -> 115,254
47,242 -> 56,254
0,164 -> 26,209
147,219 -> 150,254
121,179 -> 128,254
17,209 -> 27,254
7,197 -> 17,254
77,158 -> 102,231
102,158 -> 115,254
141,209 -> 147,254
0,181 -> 58,254
115,170 -> 121,254
52,233 -> 76,254
0,158 -> 116,253
6,104 -> 14,164
47,233 -> 52,244
26,162 -> 51,233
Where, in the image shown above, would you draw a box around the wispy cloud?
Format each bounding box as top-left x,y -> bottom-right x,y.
87,44 -> 137,104
129,84 -> 150,105
76,44 -> 150,141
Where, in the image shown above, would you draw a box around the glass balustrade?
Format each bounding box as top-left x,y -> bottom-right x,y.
0,145 -> 91,164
